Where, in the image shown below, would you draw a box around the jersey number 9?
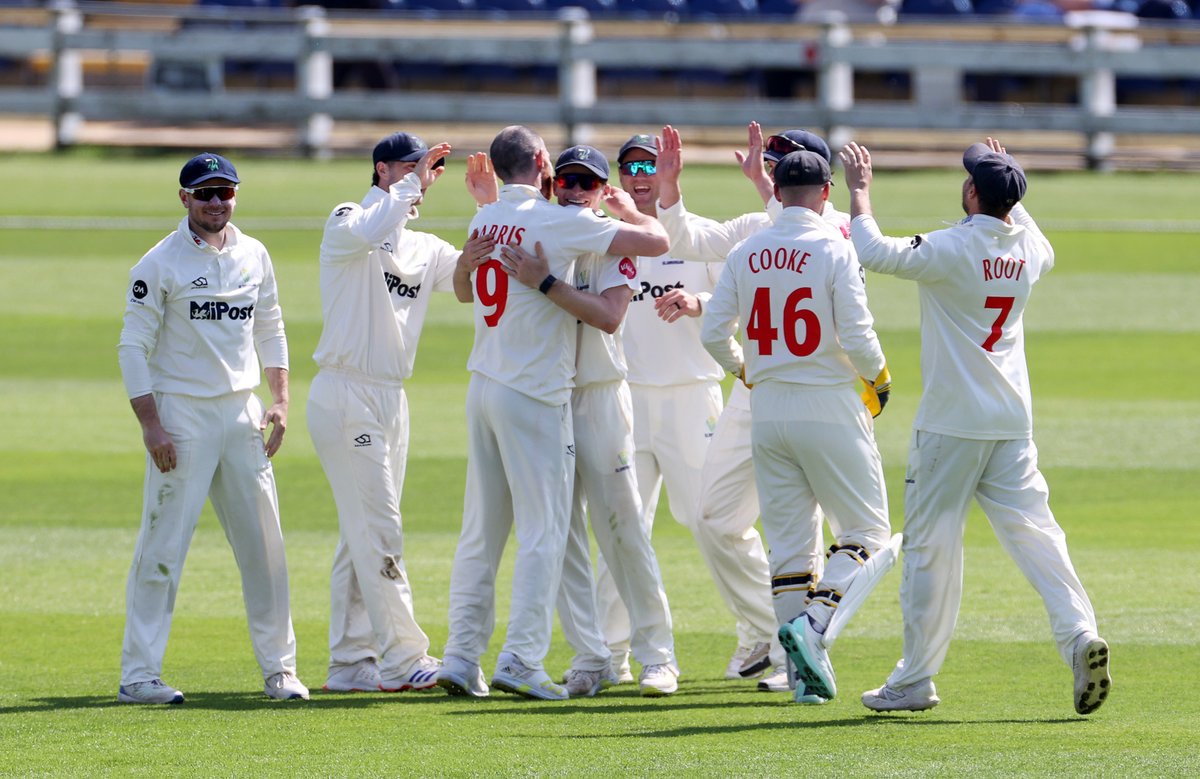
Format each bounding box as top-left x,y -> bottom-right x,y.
476,259 -> 508,327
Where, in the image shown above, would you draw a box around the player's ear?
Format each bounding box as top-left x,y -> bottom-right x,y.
179,189 -> 188,208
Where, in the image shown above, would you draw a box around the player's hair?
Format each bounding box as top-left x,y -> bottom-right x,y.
975,190 -> 1014,220
490,125 -> 544,183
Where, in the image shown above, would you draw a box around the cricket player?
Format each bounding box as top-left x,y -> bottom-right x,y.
437,126 -> 669,701
496,145 -> 680,698
117,153 -> 307,704
592,131 -> 782,684
702,150 -> 895,704
840,138 -> 1110,715
653,122 -> 855,692
309,133 -> 485,694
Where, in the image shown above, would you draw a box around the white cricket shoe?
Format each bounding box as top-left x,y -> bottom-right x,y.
639,663 -> 679,697
264,671 -> 309,701
380,655 -> 441,692
563,667 -> 618,698
436,654 -> 489,698
117,679 -> 184,705
861,679 -> 940,712
725,641 -> 771,680
1072,633 -> 1111,715
757,666 -> 791,693
323,658 -> 382,692
778,614 -> 836,700
491,652 -> 568,701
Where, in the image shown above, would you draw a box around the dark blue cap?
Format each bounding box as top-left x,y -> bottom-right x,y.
179,153 -> 239,188
373,132 -> 445,170
555,145 -> 610,179
773,150 -> 831,187
764,129 -> 832,164
963,142 -> 1027,208
617,134 -> 658,162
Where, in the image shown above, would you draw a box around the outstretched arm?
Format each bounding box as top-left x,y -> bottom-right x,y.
734,121 -> 774,206
499,242 -> 631,333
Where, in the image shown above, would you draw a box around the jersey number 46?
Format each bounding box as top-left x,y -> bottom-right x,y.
745,287 -> 821,357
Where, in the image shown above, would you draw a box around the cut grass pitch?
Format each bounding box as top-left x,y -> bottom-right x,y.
1,153 -> 1198,776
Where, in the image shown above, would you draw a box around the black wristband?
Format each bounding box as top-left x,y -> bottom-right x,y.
538,274 -> 557,294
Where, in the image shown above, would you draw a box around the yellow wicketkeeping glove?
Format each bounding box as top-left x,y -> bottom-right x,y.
860,366 -> 891,418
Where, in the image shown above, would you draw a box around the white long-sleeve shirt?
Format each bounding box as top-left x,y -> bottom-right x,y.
654,195 -> 852,409
702,206 -> 885,388
118,217 -> 287,399
850,204 -> 1054,439
467,185 -> 620,406
313,175 -> 458,384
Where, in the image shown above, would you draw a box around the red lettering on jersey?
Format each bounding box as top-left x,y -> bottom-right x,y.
479,224 -> 524,247
749,248 -> 810,274
982,256 -> 1026,282
618,257 -> 636,279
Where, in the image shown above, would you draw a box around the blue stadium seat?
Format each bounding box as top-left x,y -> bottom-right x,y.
614,0 -> 687,17
405,0 -> 477,14
547,0 -> 619,14
688,0 -> 757,19
475,0 -> 549,13
1136,0 -> 1191,17
757,0 -> 800,16
899,0 -> 973,17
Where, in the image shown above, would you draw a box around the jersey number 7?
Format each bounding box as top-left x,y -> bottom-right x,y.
745,287 -> 821,357
982,295 -> 1015,352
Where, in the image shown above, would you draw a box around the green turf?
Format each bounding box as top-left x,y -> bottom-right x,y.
1,152 -> 1197,777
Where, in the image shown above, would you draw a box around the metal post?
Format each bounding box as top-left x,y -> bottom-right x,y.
817,21 -> 853,153
1080,23 -> 1117,172
299,5 -> 333,159
558,7 -> 595,147
50,0 -> 82,150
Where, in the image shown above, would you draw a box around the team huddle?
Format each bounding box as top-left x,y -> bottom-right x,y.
115,122 -> 1112,716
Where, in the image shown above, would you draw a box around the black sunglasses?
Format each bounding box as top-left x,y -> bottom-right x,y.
619,160 -> 657,176
765,135 -> 807,156
184,185 -> 238,202
555,173 -> 605,191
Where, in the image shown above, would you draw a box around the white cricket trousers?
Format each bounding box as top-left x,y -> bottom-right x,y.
599,380 -> 773,658
887,432 -> 1098,689
556,380 -> 675,671
306,370 -> 430,679
121,390 -> 296,685
444,374 -> 574,671
750,381 -> 891,628
695,381 -> 789,667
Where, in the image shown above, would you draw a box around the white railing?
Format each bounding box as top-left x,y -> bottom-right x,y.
1,1 -> 1198,167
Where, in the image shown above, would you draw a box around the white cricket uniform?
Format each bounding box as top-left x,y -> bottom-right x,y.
655,196 -> 853,663
117,217 -> 296,685
444,184 -> 620,671
702,205 -> 892,627
850,204 -> 1099,688
307,174 -> 458,680
555,253 -> 677,672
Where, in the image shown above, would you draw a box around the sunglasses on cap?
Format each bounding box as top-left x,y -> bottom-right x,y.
764,135 -> 807,156
184,185 -> 238,201
554,173 -> 605,191
619,160 -> 657,177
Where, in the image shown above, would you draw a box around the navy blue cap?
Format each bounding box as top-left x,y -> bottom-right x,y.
179,153 -> 239,188
963,142 -> 1027,208
617,134 -> 658,162
555,145 -> 610,179
773,150 -> 831,187
373,132 -> 444,167
764,130 -> 832,164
